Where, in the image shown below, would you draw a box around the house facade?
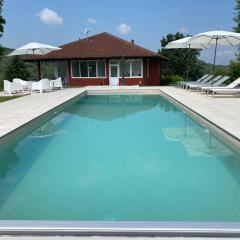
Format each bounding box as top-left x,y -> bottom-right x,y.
25,32 -> 166,86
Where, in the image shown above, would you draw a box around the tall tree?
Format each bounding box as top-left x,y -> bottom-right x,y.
0,0 -> 6,57
233,0 -> 240,33
4,56 -> 29,80
159,32 -> 202,84
233,0 -> 240,61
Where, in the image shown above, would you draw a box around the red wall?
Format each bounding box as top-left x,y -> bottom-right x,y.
145,59 -> 161,86
68,58 -> 161,86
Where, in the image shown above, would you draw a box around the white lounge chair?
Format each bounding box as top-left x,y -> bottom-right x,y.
185,75 -> 214,89
187,75 -> 220,90
50,77 -> 63,90
13,78 -> 32,91
200,76 -> 230,93
180,74 -> 209,88
4,80 -> 23,95
31,78 -> 51,93
207,77 -> 240,96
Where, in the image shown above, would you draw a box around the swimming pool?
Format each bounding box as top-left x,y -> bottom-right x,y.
0,93 -> 240,235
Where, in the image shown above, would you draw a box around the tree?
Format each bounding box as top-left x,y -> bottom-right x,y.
0,0 -> 6,57
159,32 -> 203,85
233,0 -> 240,33
4,56 -> 29,80
233,0 -> 240,61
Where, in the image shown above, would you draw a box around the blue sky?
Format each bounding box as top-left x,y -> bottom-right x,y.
1,0 -> 237,65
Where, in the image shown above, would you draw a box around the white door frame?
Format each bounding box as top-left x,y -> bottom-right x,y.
109,63 -> 119,86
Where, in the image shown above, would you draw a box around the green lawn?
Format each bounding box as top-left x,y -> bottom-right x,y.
0,96 -> 20,103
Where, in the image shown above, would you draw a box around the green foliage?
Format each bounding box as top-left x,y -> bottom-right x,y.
4,56 -> 30,80
228,60 -> 240,80
233,0 -> 240,33
159,32 -> 203,85
0,0 -> 6,57
199,60 -> 229,76
233,0 -> 240,61
161,74 -> 183,85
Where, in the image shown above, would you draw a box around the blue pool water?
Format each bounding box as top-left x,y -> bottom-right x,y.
0,94 -> 240,221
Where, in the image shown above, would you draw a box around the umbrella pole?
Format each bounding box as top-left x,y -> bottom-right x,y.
186,44 -> 190,82
212,38 -> 218,85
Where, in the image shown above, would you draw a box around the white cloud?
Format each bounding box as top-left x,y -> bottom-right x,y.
180,27 -> 188,34
38,8 -> 63,25
117,23 -> 132,35
87,18 -> 96,24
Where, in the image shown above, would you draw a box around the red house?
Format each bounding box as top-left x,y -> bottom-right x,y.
25,32 -> 166,86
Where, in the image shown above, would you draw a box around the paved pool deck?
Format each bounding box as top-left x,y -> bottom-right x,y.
0,86 -> 240,141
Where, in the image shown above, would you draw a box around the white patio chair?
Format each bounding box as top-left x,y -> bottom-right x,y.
13,78 -> 31,91
4,80 -> 23,95
50,77 -> 63,90
31,78 -> 51,93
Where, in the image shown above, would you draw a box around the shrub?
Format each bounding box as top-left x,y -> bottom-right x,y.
161,74 -> 183,85
228,60 -> 240,81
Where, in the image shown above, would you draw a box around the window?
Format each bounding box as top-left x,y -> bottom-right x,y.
119,59 -> 130,77
88,61 -> 96,77
97,60 -> 106,77
132,59 -> 142,77
72,60 -> 80,77
80,61 -> 88,77
71,60 -> 106,78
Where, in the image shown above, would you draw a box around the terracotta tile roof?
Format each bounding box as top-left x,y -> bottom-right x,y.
24,32 -> 166,61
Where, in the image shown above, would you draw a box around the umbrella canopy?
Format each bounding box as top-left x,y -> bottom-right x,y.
188,30 -> 240,85
164,37 -> 207,81
8,42 -> 61,56
164,37 -> 208,49
188,30 -> 240,46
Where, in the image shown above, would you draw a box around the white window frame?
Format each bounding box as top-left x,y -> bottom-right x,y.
71,60 -> 106,78
112,59 -> 143,78
131,59 -> 143,78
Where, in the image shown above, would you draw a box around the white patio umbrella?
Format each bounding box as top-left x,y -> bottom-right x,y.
8,42 -> 61,56
165,37 -> 208,49
164,37 -> 207,81
188,30 -> 240,84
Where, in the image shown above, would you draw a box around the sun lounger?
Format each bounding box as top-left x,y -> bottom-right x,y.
180,74 -> 209,88
31,78 -> 51,93
4,80 -> 23,95
211,88 -> 240,96
206,77 -> 240,96
187,75 -> 220,90
200,76 -> 230,93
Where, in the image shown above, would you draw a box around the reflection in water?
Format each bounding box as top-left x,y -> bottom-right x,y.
65,95 -> 166,121
0,118 -> 65,178
223,155 -> 240,184
158,97 -> 180,113
0,145 -> 19,178
30,122 -> 65,138
162,114 -> 232,157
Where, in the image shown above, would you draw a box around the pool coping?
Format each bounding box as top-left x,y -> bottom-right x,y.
1,221 -> 240,237
0,86 -> 240,237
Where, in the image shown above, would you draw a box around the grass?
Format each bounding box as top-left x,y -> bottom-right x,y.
0,96 -> 20,103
